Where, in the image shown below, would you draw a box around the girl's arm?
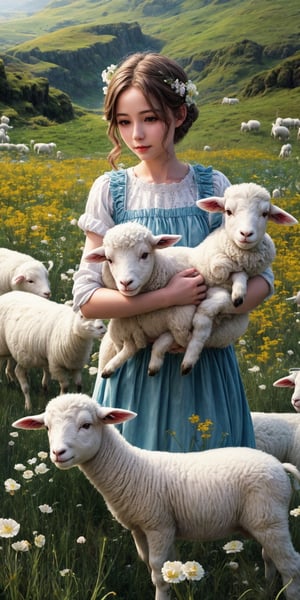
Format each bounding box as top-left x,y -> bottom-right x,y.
75,232 -> 207,320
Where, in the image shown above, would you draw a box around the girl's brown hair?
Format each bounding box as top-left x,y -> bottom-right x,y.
104,52 -> 199,168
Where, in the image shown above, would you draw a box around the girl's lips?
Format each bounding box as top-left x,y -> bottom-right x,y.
135,146 -> 150,152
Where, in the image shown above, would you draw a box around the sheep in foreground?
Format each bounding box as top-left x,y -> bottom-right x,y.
86,182 -> 297,377
13,393 -> 300,600
273,369 -> 300,412
0,292 -> 106,410
252,411 -> 300,468
0,248 -> 52,298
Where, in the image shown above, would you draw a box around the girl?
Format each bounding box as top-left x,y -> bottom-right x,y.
72,52 -> 273,452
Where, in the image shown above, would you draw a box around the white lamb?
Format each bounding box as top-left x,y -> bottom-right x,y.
273,369 -> 300,412
0,291 -> 106,410
33,142 -> 56,155
240,119 -> 260,132
85,182 -> 297,378
0,248 -> 52,298
252,410 -> 300,469
271,123 -> 290,141
279,143 -> 292,158
13,393 -> 300,600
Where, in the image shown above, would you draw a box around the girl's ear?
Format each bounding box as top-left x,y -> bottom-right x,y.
175,104 -> 187,127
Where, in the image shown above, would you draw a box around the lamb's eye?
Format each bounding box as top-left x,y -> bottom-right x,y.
225,209 -> 232,216
262,211 -> 268,218
81,423 -> 91,430
141,252 -> 149,260
107,258 -> 112,264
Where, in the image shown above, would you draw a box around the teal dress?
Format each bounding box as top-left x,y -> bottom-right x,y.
93,166 -> 256,452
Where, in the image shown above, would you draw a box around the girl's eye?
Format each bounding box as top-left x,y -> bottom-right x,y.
145,116 -> 157,122
117,119 -> 130,127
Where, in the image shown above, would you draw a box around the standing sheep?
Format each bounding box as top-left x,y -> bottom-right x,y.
240,119 -> 260,132
86,182 -> 297,377
0,291 -> 106,410
13,393 -> 300,600
0,248 -> 52,298
279,143 -> 292,158
271,124 -> 290,141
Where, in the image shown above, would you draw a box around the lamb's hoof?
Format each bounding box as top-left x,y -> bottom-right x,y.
101,371 -> 111,379
181,365 -> 192,376
233,297 -> 244,307
148,368 -> 158,377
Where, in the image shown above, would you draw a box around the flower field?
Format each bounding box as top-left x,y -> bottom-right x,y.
0,149 -> 299,599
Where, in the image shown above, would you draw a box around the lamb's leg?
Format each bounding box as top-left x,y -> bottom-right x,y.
148,332 -> 176,376
181,287 -> 232,375
5,357 -> 16,382
14,363 -> 32,411
231,271 -> 248,307
145,528 -> 176,600
255,527 -> 300,600
101,338 -> 146,378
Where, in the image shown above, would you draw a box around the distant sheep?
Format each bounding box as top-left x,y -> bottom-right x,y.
13,393 -> 300,600
33,142 -> 57,155
86,183 -> 297,378
279,143 -> 292,158
271,124 -> 290,141
222,97 -> 239,104
273,370 -> 300,412
240,119 -> 260,132
0,291 -> 106,410
0,248 -> 51,298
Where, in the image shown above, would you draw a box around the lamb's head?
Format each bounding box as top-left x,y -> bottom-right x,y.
197,182 -> 298,250
74,313 -> 107,339
12,393 -> 136,469
273,370 -> 300,413
12,261 -> 51,298
84,222 -> 181,296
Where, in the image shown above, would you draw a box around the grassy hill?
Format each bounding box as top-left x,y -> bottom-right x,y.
0,0 -> 299,150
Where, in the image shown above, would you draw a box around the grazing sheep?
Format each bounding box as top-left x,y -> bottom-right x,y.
240,119 -> 260,132
0,248 -> 51,298
252,410 -> 300,468
271,124 -> 290,141
33,142 -> 56,155
222,97 -> 239,104
86,182 -> 297,377
272,188 -> 281,198
273,369 -> 300,412
13,393 -> 300,600
0,292 -> 106,410
279,143 -> 292,158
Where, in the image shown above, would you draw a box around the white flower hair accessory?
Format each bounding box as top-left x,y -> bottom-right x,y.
101,63 -> 117,95
164,77 -> 199,106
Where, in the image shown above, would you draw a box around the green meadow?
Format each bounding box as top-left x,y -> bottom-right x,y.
0,118 -> 299,599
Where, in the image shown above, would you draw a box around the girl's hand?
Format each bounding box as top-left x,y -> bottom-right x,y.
166,268 -> 207,306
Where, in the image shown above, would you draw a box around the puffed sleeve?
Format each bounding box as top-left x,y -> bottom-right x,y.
72,173 -> 114,312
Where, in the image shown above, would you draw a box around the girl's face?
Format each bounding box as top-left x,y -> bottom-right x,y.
115,86 -> 184,161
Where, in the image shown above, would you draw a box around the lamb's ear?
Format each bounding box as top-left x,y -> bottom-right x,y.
84,247 -> 106,263
12,414 -> 46,430
269,205 -> 298,225
273,376 -> 295,389
153,234 -> 182,249
12,274 -> 25,284
196,197 -> 225,213
96,406 -> 137,425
